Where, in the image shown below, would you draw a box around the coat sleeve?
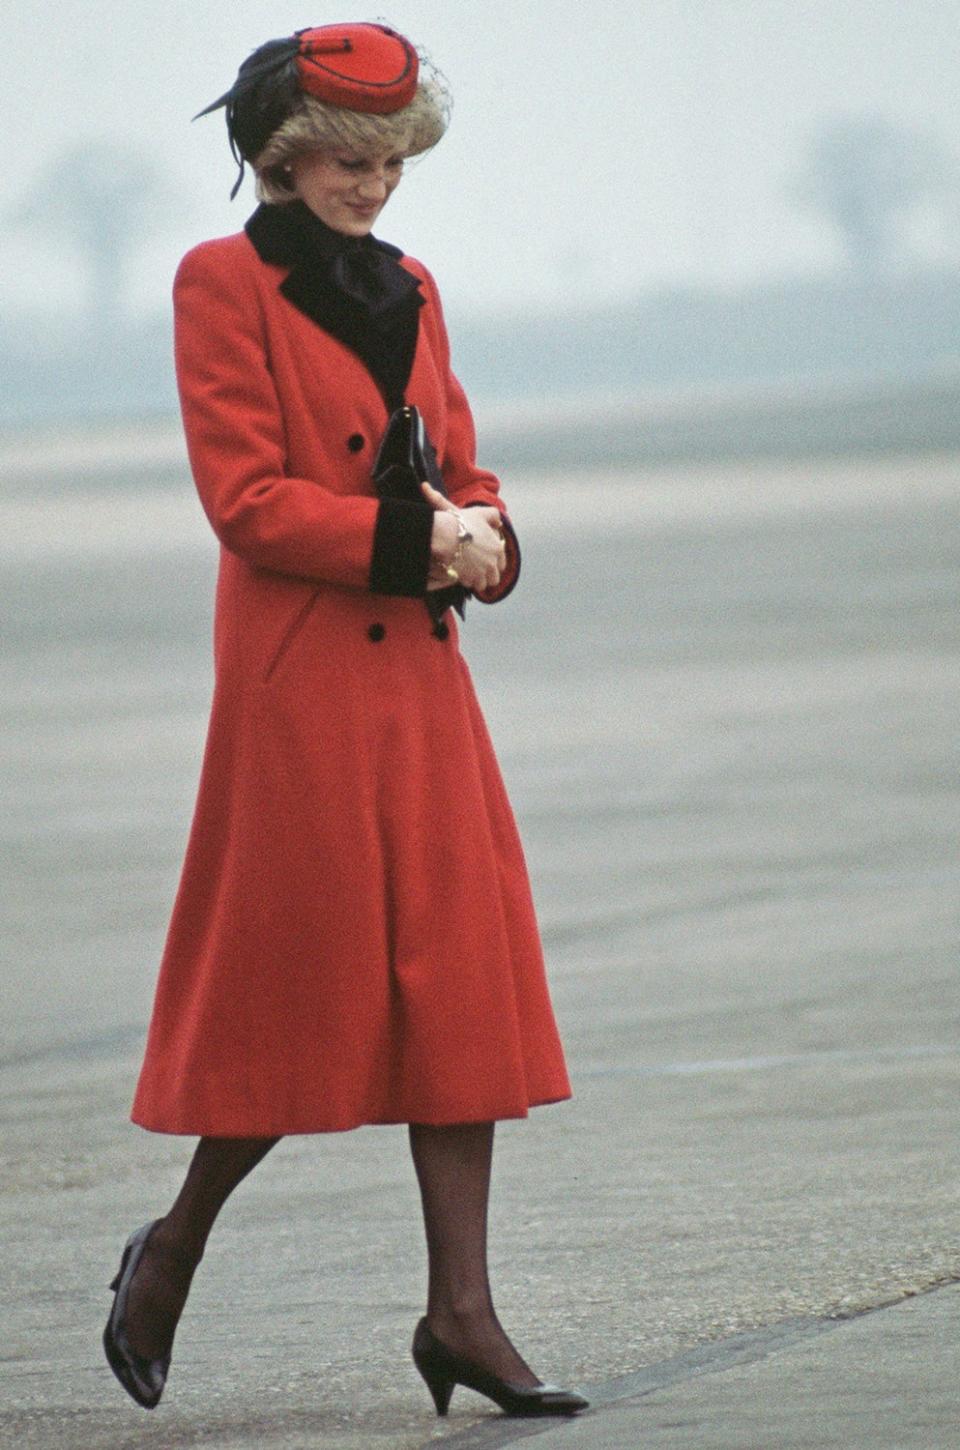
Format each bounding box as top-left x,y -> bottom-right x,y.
174,242 -> 433,592
417,266 -> 521,604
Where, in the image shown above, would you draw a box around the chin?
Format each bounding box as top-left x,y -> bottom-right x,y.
310,201 -> 384,236
343,207 -> 383,232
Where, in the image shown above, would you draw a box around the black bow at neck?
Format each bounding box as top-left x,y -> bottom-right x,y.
245,200 -> 424,409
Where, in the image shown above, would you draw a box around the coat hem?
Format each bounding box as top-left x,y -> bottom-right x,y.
130,1091 -> 572,1138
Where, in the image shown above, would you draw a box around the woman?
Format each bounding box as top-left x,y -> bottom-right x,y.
103,22 -> 586,1421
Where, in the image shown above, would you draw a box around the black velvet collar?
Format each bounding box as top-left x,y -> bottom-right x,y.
245,201 -> 423,409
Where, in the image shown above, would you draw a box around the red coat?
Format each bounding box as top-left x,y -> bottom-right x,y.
131,224 -> 571,1135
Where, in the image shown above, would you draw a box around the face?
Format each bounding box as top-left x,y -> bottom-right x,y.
289,147 -> 405,236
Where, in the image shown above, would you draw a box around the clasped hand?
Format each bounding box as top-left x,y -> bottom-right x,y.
422,480 -> 506,593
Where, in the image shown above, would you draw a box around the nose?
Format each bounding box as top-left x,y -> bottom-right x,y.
355,164 -> 394,201
357,176 -> 388,202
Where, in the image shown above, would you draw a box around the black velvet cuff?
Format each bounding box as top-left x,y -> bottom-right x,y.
369,498 -> 434,596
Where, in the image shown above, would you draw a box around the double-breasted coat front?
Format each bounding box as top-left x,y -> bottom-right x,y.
132,205 -> 571,1136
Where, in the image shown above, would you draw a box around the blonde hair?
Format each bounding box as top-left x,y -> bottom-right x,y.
254,78 -> 450,203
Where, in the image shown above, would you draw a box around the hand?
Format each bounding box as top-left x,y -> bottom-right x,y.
422,480 -> 506,593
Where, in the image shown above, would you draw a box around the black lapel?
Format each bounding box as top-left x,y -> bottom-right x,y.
245,202 -> 423,408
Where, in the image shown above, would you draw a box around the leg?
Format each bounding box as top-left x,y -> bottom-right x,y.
123,1135 -> 278,1359
408,1121 -> 539,1386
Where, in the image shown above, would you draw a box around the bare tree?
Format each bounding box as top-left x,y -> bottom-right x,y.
8,139 -> 164,332
794,116 -> 955,272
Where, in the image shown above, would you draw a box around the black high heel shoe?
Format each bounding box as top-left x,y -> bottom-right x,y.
102,1220 -> 171,1410
412,1317 -> 589,1418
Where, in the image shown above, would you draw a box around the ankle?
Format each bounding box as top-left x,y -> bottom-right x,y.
428,1298 -> 497,1335
147,1220 -> 204,1278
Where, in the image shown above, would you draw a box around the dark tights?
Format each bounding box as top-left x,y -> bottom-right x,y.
409,1122 -> 536,1384
124,1136 -> 278,1360
123,1123 -> 538,1386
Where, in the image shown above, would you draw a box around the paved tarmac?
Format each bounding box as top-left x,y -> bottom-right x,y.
441,1282 -> 960,1449
2,448 -> 958,1447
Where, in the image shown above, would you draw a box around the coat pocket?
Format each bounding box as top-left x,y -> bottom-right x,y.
262,585 -> 323,683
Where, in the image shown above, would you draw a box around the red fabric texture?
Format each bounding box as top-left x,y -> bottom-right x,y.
296,24 -> 419,114
131,229 -> 570,1135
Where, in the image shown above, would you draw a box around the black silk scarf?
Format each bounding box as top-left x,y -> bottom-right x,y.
245,199 -> 424,410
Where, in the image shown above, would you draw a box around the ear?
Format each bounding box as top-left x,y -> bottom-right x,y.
266,163 -> 298,195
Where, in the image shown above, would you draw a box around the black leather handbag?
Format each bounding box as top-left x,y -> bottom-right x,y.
371,402 -> 431,503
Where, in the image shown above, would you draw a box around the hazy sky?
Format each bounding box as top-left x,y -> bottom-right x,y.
5,1 -> 960,320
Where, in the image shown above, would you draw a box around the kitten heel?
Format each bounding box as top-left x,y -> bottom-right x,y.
103,1221 -> 171,1410
414,1352 -> 455,1416
411,1316 -> 588,1419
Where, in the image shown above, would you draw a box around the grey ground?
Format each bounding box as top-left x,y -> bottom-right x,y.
2,449 -> 958,1447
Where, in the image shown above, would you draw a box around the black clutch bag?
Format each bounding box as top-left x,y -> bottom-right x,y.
371,405 -> 467,621
371,402 -> 430,504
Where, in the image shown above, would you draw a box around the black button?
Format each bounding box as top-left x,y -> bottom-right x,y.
367,622 -> 386,642
432,621 -> 450,641
347,433 -> 365,453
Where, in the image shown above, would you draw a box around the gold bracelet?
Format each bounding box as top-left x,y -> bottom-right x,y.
443,513 -> 473,582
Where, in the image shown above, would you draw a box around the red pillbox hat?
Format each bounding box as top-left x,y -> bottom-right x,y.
295,24 -> 419,114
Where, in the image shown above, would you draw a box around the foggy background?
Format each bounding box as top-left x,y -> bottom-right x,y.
3,0 -> 960,427
5,9 -> 960,1441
